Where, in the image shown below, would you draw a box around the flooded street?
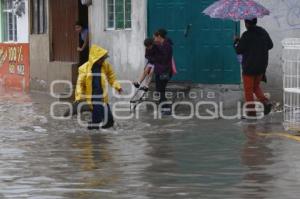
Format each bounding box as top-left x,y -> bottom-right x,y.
1,92 -> 300,199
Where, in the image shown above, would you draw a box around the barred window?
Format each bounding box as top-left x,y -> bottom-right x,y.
2,0 -> 17,41
31,0 -> 47,34
106,0 -> 132,30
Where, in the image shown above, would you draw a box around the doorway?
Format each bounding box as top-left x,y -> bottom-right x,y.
51,0 -> 89,63
78,1 -> 89,66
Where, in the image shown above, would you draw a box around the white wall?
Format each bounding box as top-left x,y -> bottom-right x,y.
241,0 -> 300,100
89,0 -> 147,81
17,0 -> 29,43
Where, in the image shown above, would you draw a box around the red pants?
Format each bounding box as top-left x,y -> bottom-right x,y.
243,75 -> 268,115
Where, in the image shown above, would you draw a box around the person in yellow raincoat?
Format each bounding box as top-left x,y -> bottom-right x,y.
75,45 -> 123,130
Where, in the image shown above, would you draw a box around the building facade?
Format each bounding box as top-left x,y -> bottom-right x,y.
90,0 -> 300,102
89,0 -> 242,107
0,0 -> 30,91
29,0 -> 87,92
90,0 -> 240,84
29,0 -> 240,92
29,0 -> 300,102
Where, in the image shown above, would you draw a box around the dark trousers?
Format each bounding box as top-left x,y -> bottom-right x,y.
79,47 -> 89,66
92,102 -> 114,128
79,37 -> 89,66
155,74 -> 170,110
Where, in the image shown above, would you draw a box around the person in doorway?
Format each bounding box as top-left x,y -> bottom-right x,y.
153,29 -> 173,115
133,38 -> 159,92
75,45 -> 123,130
75,21 -> 89,66
234,18 -> 273,118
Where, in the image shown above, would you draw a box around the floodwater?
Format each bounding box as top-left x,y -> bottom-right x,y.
1,92 -> 300,199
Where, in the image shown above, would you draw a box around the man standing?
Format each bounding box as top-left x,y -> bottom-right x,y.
235,18 -> 273,118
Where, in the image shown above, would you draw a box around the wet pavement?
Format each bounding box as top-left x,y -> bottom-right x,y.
1,92 -> 300,199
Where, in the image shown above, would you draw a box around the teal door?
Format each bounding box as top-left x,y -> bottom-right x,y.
148,0 -> 241,84
148,0 -> 192,81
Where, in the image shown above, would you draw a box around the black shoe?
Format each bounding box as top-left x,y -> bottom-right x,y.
139,86 -> 149,92
264,103 -> 273,115
87,123 -> 100,130
133,82 -> 140,89
101,121 -> 114,129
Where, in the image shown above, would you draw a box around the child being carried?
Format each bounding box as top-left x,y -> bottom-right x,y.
133,38 -> 159,92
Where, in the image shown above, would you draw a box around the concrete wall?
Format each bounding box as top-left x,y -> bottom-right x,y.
30,34 -> 74,92
89,0 -> 147,82
241,0 -> 300,101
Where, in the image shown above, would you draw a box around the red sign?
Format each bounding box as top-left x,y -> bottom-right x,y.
0,43 -> 30,92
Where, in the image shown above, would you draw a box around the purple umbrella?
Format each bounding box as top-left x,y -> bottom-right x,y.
203,0 -> 270,34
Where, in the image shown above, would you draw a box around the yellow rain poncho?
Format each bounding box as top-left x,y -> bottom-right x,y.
75,45 -> 121,105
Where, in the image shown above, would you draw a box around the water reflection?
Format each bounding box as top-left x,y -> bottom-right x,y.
66,134 -> 118,199
142,123 -> 246,198
240,124 -> 274,199
1,92 -> 300,198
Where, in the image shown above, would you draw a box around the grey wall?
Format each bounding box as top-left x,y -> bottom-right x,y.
30,34 -> 74,92
31,0 -> 147,95
89,0 -> 147,82
241,0 -> 300,101
30,0 -> 74,93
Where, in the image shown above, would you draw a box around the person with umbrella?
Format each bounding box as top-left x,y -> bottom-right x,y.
234,18 -> 273,118
203,0 -> 273,118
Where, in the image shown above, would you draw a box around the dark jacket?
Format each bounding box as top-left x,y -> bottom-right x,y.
235,26 -> 273,75
145,45 -> 159,65
154,39 -> 173,75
